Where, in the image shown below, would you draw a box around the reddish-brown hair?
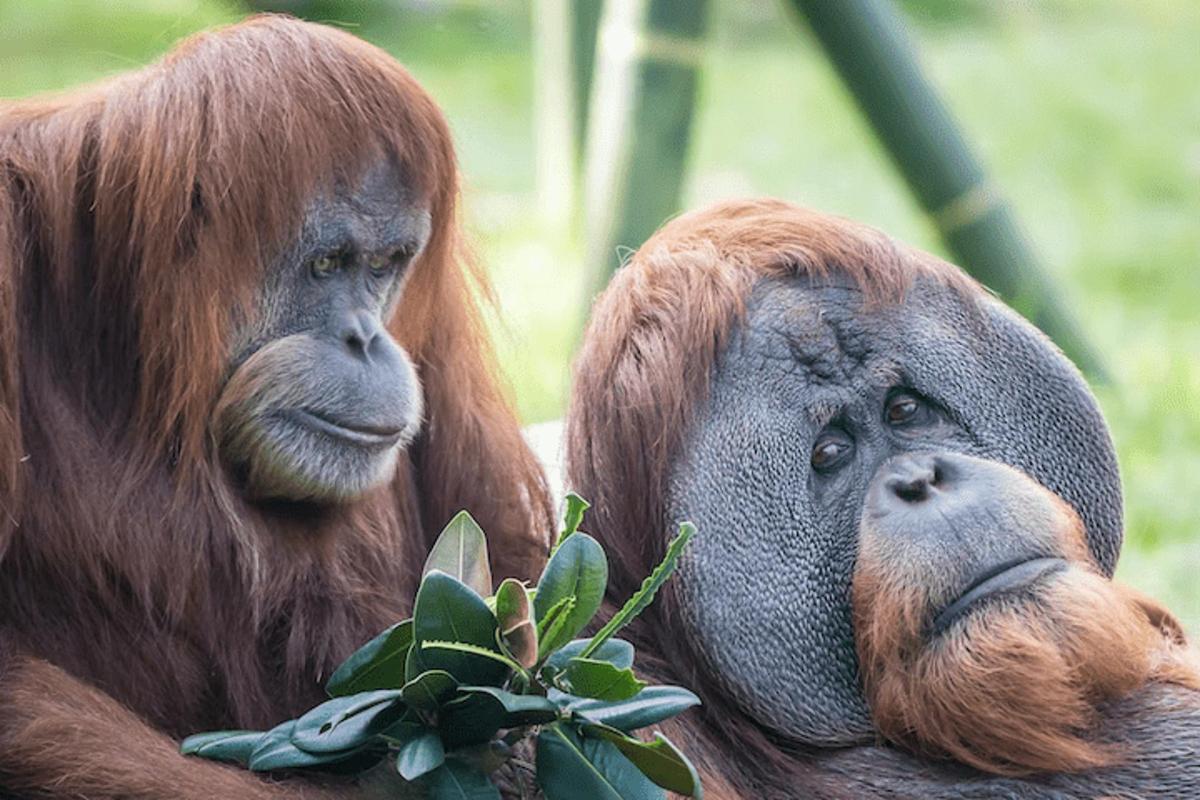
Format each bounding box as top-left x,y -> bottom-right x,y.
0,178 -> 17,550
855,489 -> 1200,775
0,15 -> 550,732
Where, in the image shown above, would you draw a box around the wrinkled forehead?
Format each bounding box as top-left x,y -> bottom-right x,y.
301,159 -> 432,243
342,158 -> 422,209
731,275 -> 979,421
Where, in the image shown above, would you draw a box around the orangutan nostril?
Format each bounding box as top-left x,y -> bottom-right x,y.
888,474 -> 932,503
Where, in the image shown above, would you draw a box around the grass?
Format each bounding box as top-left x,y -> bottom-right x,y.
1,0 -> 1196,628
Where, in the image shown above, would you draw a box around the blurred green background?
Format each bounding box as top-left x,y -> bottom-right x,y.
1,0 -> 1196,628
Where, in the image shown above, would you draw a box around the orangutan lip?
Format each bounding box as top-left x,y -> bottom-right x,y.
931,557 -> 1067,637
282,409 -> 404,447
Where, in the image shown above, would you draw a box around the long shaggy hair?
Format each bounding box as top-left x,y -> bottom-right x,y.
855,501 -> 1199,775
0,15 -> 550,734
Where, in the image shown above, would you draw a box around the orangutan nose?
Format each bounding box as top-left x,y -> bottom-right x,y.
882,453 -> 949,504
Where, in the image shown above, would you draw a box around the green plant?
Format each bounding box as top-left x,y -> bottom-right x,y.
182,494 -> 702,799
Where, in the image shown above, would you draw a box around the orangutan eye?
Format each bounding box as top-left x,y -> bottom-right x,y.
368,245 -> 415,277
366,253 -> 389,276
811,431 -> 854,473
309,253 -> 341,279
885,391 -> 930,427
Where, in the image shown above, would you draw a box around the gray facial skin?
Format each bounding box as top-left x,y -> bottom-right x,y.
666,274 -> 1122,746
218,160 -> 432,503
864,451 -> 1074,634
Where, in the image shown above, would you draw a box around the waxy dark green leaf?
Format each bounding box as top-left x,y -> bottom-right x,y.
563,658 -> 646,701
437,693 -> 506,750
580,523 -> 693,660
401,670 -> 458,712
180,730 -> 263,766
457,685 -> 561,726
423,511 -> 493,597
552,493 -> 591,553
535,722 -> 662,800
378,710 -> 426,746
248,720 -> 373,772
325,619 -> 413,697
291,690 -> 404,754
422,760 -> 500,799
554,686 -> 701,732
421,640 -> 525,674
534,533 -> 608,659
535,596 -> 576,654
410,571 -> 506,686
405,636 -> 423,682
493,578 -> 530,628
546,638 -> 635,672
583,724 -> 703,798
395,730 -> 445,781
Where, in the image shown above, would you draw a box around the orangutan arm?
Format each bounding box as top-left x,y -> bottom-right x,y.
0,655 -> 408,800
812,683 -> 1200,800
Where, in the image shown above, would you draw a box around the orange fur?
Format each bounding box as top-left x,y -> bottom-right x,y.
854,489 -> 1199,775
0,16 -> 551,798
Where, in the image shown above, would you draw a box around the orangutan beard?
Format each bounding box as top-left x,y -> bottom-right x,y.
853,559 -> 1199,776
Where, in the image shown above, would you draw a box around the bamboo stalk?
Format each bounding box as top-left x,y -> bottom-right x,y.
580,0 -> 712,301
570,0 -> 606,167
786,0 -> 1106,379
532,0 -> 576,226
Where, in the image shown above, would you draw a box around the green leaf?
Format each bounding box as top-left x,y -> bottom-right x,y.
378,711 -> 426,746
410,571 -> 507,686
401,670 -> 458,712
582,725 -> 702,798
396,730 -> 445,781
535,596 -> 575,644
580,523 -> 694,660
290,690 -> 404,754
421,640 -> 525,675
546,638 -> 635,672
179,730 -> 263,766
563,658 -> 646,701
534,533 -> 608,659
554,686 -> 701,732
248,720 -> 374,772
494,578 -> 538,669
456,685 -> 561,726
552,493 -> 591,553
493,578 -> 530,628
326,619 -> 413,697
422,760 -> 500,799
499,620 -> 539,670
437,693 -> 506,750
423,511 -> 493,597
405,636 -> 423,682
535,722 -> 663,800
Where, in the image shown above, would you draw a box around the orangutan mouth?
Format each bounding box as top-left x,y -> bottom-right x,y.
931,557 -> 1068,636
283,408 -> 406,448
